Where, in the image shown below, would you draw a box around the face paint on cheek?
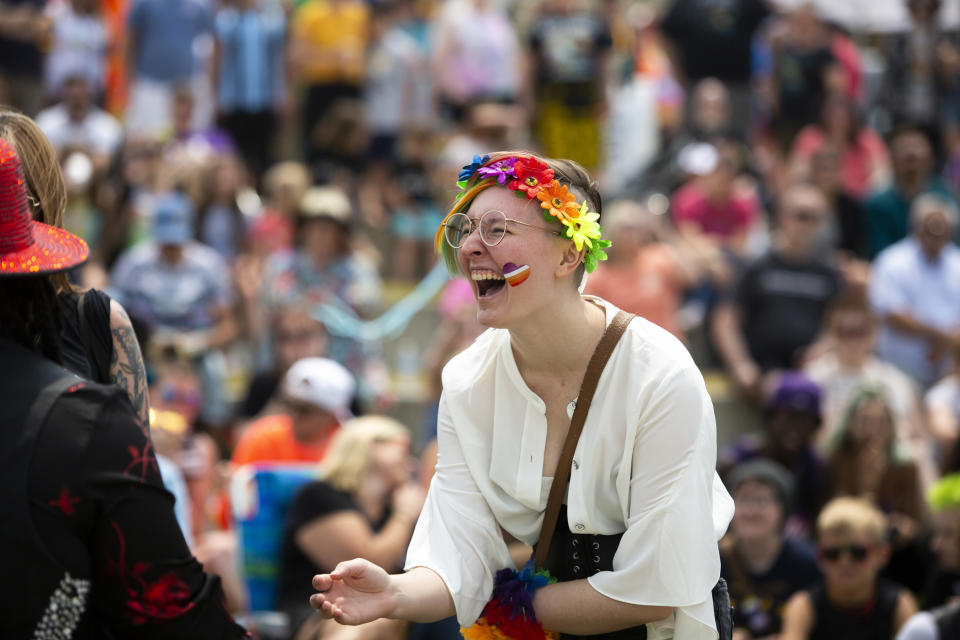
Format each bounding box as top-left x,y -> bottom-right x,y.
502,262 -> 530,287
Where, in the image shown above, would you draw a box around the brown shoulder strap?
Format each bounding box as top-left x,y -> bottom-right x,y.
534,309 -> 634,569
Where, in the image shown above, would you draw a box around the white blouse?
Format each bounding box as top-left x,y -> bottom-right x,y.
405,297 -> 734,639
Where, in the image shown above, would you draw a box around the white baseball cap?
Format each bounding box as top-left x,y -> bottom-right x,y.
283,357 -> 355,422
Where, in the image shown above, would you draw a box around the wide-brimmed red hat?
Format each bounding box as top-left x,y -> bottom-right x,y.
0,138 -> 88,276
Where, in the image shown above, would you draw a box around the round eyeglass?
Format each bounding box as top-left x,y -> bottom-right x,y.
442,210 -> 562,248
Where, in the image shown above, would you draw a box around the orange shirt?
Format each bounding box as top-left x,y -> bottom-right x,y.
231,413 -> 337,467
584,245 -> 686,341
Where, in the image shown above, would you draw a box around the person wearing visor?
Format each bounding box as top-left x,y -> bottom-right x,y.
308,152 -> 734,640
0,139 -> 248,638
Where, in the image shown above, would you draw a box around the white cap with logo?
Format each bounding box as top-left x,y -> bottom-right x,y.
283,357 -> 356,423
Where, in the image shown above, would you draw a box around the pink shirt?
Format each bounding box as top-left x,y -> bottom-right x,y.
791,125 -> 889,198
671,181 -> 759,240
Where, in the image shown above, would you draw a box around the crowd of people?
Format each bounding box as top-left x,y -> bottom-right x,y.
4,0 -> 960,638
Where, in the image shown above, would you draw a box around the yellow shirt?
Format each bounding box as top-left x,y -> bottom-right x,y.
290,0 -> 370,85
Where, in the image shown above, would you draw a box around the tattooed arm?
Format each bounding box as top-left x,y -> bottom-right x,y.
109,300 -> 150,425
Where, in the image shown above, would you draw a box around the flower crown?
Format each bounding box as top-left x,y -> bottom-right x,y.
436,154 -> 611,274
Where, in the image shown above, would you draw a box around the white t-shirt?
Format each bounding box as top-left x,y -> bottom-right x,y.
35,103 -> 123,159
405,297 -> 734,640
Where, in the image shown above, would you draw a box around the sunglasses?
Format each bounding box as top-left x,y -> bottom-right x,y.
819,543 -> 871,563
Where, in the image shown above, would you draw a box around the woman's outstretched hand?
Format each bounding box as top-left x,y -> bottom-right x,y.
310,558 -> 396,625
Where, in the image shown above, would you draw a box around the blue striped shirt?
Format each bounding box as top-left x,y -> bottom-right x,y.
214,8 -> 286,112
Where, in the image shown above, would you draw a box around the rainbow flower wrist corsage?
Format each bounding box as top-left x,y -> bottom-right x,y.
460,561 -> 559,640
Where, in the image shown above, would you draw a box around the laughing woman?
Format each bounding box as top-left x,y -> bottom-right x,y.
309,152 -> 734,640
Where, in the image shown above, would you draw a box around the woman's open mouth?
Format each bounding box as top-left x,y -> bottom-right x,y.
472,270 -> 506,298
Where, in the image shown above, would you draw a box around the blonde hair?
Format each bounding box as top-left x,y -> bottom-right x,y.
264,161 -> 311,208
817,496 -> 888,544
0,110 -> 73,293
321,416 -> 411,493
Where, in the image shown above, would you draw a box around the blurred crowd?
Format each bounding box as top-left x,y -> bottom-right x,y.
6,0 -> 960,638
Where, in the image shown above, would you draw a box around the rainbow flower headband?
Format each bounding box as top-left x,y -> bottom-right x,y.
436,154 -> 610,274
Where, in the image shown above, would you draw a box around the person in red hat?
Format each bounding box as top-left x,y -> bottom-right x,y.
0,139 -> 249,638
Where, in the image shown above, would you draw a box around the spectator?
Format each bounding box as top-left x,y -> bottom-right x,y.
870,193 -> 960,388
44,0 -> 107,102
807,144 -> 869,258
432,0 -> 521,122
824,388 -> 928,592
712,183 -> 843,395
720,372 -> 827,536
765,4 -> 845,152
196,153 -> 248,262
788,95 -> 891,200
865,127 -> 954,257
881,0 -> 960,156
259,185 -> 382,399
528,0 -> 612,169
35,73 -> 123,174
780,497 -> 918,639
805,296 -> 927,464
0,137 -> 248,638
110,191 -> 236,342
634,77 -> 738,196
109,191 -> 237,424
165,84 -> 236,158
918,472 -> 960,610
148,356 -> 220,545
671,138 -> 765,256
363,1 -> 423,171
659,0 -> 770,140
287,0 -> 370,171
248,161 -> 310,259
584,199 -> 708,342
231,357 -> 354,467
275,415 -> 424,638
211,0 -> 286,187
720,459 -> 821,640
925,345 -> 960,472
125,0 -> 213,137
0,0 -> 48,116
239,306 -> 328,420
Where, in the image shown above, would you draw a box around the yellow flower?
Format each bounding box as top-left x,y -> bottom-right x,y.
537,182 -> 578,222
561,202 -> 602,251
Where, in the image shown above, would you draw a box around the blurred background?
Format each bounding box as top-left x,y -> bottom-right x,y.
6,0 -> 960,637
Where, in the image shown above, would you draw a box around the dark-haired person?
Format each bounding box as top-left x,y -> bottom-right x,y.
0,139 -> 248,638
0,109 -> 150,426
308,152 -> 734,639
720,459 -> 821,640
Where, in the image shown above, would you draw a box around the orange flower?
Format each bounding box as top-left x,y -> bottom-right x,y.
537,183 -> 578,222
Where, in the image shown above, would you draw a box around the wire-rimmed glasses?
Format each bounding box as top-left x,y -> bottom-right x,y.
442,210 -> 562,248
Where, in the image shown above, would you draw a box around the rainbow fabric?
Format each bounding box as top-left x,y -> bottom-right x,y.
460,562 -> 559,640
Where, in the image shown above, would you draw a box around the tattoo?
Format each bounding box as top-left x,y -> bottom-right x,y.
110,304 -> 151,426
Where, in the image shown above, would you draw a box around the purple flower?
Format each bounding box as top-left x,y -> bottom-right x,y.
477,157 -> 517,186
